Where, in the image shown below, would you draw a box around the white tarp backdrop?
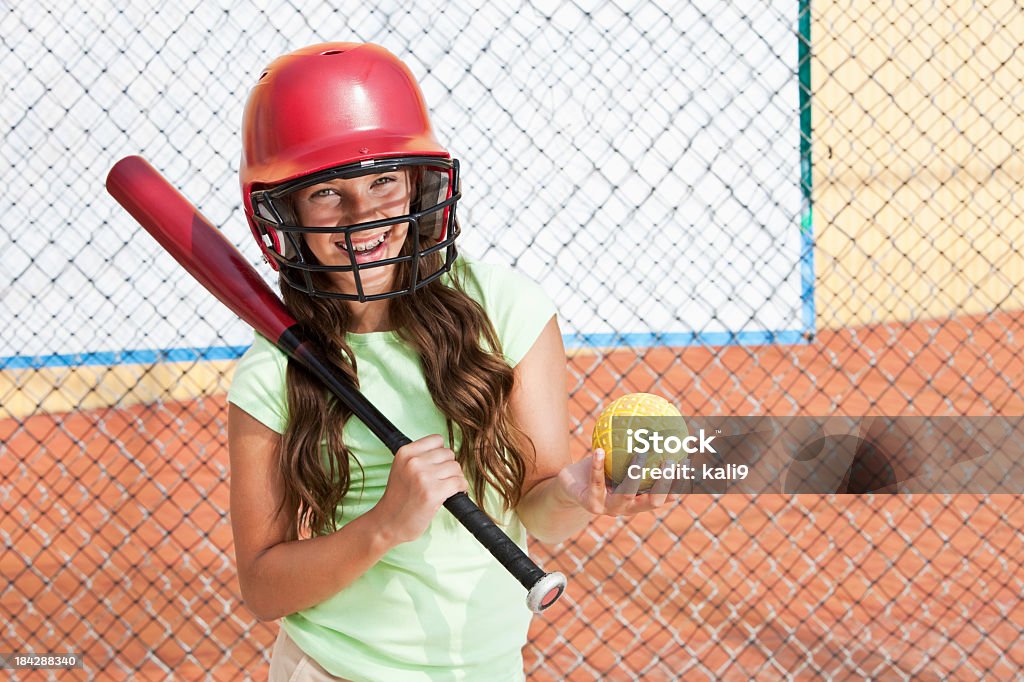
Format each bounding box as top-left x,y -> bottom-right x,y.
1,0 -> 806,366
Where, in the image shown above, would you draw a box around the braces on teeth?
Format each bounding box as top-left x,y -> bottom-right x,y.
343,230 -> 389,252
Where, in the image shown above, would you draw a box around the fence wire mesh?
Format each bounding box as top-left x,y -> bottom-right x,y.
2,0 -> 1023,679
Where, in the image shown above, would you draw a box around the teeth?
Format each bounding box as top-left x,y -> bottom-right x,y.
343,231 -> 388,252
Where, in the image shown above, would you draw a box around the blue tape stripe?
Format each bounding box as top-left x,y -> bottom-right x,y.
562,329 -> 808,349
0,345 -> 252,369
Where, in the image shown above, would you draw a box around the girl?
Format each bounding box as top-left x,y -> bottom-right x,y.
227,42 -> 673,681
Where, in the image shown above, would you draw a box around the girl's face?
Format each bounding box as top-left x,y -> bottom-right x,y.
291,169 -> 412,296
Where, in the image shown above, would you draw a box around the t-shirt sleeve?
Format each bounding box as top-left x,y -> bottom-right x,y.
477,262 -> 558,368
227,333 -> 289,434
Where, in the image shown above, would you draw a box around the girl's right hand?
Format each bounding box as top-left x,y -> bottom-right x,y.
370,434 -> 469,545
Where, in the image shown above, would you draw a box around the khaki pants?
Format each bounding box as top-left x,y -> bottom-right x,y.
268,626 -> 353,682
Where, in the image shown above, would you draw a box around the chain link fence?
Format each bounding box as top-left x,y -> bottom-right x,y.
3,0 -> 1023,679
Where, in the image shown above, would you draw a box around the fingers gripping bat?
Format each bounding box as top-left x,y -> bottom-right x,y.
106,155 -> 566,613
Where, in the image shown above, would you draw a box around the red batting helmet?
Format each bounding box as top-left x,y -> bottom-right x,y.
240,42 -> 460,301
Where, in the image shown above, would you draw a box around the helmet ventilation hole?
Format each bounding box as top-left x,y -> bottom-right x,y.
258,71 -> 268,81
321,49 -> 345,56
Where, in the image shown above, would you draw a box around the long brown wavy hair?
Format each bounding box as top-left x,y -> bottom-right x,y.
274,208 -> 536,537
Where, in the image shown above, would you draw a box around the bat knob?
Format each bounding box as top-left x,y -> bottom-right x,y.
526,571 -> 567,613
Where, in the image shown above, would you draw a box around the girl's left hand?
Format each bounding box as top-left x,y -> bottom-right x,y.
555,448 -> 682,516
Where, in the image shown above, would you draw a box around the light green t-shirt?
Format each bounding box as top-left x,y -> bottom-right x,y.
227,257 -> 557,682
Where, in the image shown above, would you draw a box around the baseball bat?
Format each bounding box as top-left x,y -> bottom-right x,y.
105,155 -> 566,613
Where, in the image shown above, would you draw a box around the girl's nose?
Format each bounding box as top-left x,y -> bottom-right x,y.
338,191 -> 376,225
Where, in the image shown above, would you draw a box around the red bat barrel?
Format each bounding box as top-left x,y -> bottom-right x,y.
106,156 -> 297,343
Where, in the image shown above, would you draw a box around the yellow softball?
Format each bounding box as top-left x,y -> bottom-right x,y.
592,392 -> 686,488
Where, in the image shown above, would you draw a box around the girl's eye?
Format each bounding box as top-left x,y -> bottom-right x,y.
309,188 -> 338,201
373,176 -> 396,186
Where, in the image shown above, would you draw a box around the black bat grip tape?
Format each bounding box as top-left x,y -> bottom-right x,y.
282,329 -> 566,611
443,492 -> 544,586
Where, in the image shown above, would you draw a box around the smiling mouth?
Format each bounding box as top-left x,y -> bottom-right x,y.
337,229 -> 391,264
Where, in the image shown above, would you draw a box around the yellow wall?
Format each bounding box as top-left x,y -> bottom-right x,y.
0,349 -> 604,419
813,0 -> 1024,327
0,362 -> 237,421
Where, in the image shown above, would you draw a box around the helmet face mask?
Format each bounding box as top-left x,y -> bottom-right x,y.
250,156 -> 461,301
240,43 -> 463,302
